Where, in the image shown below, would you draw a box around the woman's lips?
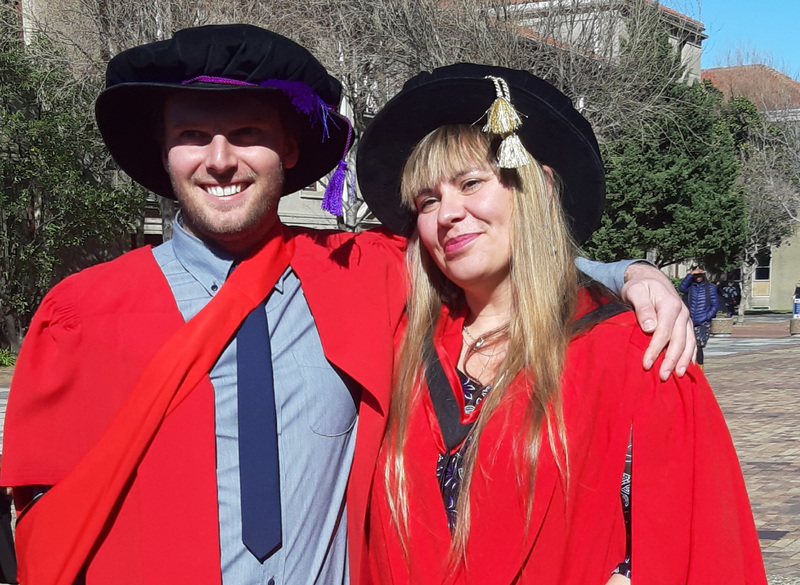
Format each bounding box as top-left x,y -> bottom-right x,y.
443,233 -> 479,254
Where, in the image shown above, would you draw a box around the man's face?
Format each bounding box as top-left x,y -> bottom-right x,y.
162,92 -> 298,254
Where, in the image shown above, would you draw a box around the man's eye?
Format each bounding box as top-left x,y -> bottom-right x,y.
228,127 -> 269,146
178,130 -> 208,144
234,127 -> 261,138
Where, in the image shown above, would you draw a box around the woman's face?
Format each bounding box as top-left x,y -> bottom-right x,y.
414,168 -> 514,297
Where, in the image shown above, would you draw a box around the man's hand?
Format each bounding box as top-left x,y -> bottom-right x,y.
620,262 -> 695,380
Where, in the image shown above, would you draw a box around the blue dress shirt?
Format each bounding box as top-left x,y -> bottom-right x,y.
153,219 -> 356,585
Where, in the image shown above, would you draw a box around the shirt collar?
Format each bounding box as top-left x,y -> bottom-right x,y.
171,212 -> 291,296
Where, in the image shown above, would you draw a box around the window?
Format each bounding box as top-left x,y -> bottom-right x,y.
754,250 -> 771,281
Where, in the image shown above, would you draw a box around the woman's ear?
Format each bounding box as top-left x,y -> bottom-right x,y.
541,165 -> 556,200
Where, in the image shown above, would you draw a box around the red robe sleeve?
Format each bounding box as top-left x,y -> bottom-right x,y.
1,247 -> 184,487
630,332 -> 767,583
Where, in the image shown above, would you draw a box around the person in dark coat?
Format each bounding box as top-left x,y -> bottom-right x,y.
679,267 -> 719,367
720,280 -> 742,318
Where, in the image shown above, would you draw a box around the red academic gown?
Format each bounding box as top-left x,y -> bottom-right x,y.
359,295 -> 767,585
0,227 -> 405,584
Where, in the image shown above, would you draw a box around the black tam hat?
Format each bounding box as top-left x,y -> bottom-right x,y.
356,63 -> 605,243
96,24 -> 353,203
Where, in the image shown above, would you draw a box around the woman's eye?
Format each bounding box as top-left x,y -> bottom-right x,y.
462,178 -> 482,191
416,197 -> 439,212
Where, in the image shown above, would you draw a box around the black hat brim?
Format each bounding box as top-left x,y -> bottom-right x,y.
96,82 -> 351,199
357,66 -> 605,243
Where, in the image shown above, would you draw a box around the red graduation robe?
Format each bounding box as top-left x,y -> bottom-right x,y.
1,226 -> 405,584
360,294 -> 767,585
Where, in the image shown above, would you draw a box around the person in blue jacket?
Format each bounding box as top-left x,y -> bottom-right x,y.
680,266 -> 719,368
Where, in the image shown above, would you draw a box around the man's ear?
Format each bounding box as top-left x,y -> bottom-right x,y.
156,113 -> 169,172
161,145 -> 170,172
282,136 -> 299,170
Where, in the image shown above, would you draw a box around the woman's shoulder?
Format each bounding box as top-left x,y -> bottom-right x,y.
569,287 -> 655,362
573,285 -> 645,339
572,310 -> 656,362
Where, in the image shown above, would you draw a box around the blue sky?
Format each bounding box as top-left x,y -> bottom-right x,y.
670,0 -> 800,78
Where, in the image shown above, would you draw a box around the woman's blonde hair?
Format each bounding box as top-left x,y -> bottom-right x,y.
383,124 -> 579,564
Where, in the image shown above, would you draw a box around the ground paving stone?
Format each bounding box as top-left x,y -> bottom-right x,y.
706,342 -> 800,581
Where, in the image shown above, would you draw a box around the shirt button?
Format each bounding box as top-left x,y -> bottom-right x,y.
267,579 -> 275,585
211,283 -> 219,292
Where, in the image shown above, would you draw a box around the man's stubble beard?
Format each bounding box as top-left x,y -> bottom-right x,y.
171,167 -> 285,249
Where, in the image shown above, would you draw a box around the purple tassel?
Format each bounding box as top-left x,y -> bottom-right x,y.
322,159 -> 347,216
322,115 -> 353,217
259,79 -> 330,136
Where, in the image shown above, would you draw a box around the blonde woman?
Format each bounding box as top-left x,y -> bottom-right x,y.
354,64 -> 766,585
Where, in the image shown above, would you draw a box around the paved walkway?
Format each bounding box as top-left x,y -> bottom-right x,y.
1,317 -> 799,583
703,319 -> 800,583
708,347 -> 800,577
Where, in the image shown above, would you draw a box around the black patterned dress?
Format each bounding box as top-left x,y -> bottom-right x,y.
434,371 -> 632,578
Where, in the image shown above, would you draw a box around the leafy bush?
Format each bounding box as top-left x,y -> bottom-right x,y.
0,348 -> 17,367
1,16 -> 144,346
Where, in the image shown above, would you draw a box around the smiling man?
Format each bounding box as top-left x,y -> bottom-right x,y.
0,24 -> 692,585
161,91 -> 299,253
1,25 -> 404,585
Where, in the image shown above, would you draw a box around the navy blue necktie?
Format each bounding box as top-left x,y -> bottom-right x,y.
237,300 -> 282,562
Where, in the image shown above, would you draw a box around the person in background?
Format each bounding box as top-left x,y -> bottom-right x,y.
354,63 -> 765,585
792,280 -> 799,315
720,279 -> 742,318
680,266 -> 719,369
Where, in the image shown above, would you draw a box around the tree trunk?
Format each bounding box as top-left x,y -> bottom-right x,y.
737,259 -> 755,325
2,313 -> 22,352
160,197 -> 177,242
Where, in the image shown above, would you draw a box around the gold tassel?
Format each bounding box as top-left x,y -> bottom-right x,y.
483,96 -> 522,134
482,75 -> 531,168
497,133 -> 531,169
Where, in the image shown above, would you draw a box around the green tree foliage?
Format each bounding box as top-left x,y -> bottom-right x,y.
584,80 -> 747,270
717,95 -> 798,318
719,97 -> 791,257
0,17 -> 144,348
